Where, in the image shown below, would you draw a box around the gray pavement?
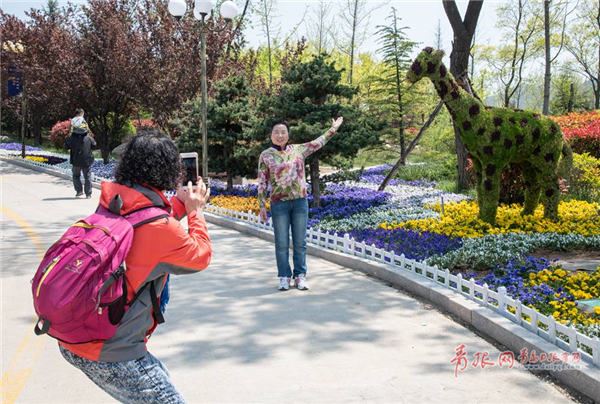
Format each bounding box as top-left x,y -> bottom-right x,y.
0,160 -> 577,403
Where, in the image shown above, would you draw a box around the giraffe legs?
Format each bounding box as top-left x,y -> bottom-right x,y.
542,172 -> 560,221
522,167 -> 541,216
478,174 -> 501,225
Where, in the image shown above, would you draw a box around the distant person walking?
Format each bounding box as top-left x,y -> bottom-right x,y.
258,117 -> 344,291
65,108 -> 96,198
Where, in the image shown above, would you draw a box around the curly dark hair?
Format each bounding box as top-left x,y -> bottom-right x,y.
115,129 -> 183,190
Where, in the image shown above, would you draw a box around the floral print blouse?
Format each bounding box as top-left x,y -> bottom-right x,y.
258,128 -> 336,209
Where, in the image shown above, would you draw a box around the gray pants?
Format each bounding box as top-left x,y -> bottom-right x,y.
60,346 -> 185,403
72,165 -> 92,196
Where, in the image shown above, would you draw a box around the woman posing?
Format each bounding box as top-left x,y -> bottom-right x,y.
258,117 -> 344,291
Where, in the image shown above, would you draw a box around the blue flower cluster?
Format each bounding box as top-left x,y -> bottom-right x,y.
470,257 -> 571,306
307,184 -> 390,227
344,227 -> 463,262
210,182 -> 258,197
0,142 -> 42,152
359,174 -> 437,188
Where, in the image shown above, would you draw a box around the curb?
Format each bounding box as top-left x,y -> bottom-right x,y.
204,212 -> 600,402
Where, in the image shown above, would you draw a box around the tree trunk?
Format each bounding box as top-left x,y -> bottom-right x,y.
348,0 -> 358,84
567,82 -> 575,112
227,172 -> 234,191
450,44 -> 471,191
32,115 -> 42,146
543,0 -> 551,115
378,101 -> 443,191
443,0 -> 483,192
309,158 -> 321,208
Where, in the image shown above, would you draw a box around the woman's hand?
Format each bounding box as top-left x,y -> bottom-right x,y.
176,178 -> 211,214
259,207 -> 268,223
331,116 -> 344,132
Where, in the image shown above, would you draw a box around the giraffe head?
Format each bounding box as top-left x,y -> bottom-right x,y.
406,47 -> 446,84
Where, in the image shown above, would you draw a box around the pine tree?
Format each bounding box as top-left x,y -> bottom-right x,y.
264,54 -> 382,206
174,75 -> 256,190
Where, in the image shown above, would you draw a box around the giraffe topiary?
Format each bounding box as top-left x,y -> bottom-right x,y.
406,47 -> 572,225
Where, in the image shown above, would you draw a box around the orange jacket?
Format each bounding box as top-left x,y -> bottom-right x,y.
60,182 -> 212,361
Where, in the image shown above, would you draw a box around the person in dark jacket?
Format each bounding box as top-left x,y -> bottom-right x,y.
65,108 -> 96,198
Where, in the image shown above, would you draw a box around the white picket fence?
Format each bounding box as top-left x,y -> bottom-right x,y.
206,205 -> 600,368
4,155 -> 598,368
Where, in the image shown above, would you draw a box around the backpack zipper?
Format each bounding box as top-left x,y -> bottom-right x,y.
35,255 -> 61,297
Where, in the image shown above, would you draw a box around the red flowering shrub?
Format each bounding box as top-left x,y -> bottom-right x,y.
132,118 -> 157,131
49,120 -> 71,148
552,111 -> 600,158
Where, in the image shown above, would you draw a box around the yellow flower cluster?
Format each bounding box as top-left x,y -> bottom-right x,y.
380,200 -> 600,238
529,268 -> 600,325
25,156 -> 49,163
209,195 -> 269,215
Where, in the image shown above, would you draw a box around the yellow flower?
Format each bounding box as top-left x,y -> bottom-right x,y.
381,200 -> 600,237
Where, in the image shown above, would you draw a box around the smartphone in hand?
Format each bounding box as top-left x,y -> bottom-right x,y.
180,152 -> 199,186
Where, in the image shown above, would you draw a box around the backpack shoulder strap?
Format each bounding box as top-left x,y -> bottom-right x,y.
125,207 -> 169,228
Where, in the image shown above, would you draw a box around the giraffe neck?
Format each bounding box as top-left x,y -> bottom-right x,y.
430,65 -> 482,116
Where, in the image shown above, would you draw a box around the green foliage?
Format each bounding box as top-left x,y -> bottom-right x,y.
569,152 -> 600,202
551,65 -> 593,114
173,75 -> 257,185
265,54 -> 383,166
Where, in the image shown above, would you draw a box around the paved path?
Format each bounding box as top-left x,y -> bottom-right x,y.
0,161 -> 576,403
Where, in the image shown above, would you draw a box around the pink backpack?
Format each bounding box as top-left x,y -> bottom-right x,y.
31,199 -> 169,344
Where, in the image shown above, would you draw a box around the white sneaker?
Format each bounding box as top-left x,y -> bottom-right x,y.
295,274 -> 309,290
278,277 -> 290,291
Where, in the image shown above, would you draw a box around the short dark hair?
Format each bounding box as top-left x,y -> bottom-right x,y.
272,121 -> 289,132
75,108 -> 84,116
115,129 -> 183,190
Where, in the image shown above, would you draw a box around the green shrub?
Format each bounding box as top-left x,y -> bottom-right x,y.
569,152 -> 600,202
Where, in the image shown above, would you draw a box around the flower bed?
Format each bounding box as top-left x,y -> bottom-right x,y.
552,110 -> 600,157
471,258 -> 599,329
385,200 -> 600,238
0,142 -> 42,152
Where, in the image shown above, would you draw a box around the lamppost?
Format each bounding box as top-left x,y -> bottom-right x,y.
168,0 -> 240,180
2,40 -> 26,158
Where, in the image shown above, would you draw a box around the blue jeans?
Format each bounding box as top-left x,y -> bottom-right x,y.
72,165 -> 92,196
60,346 -> 185,403
271,198 -> 308,278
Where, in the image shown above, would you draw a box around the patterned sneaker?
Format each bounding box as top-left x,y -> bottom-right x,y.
296,274 -> 309,291
278,277 -> 290,291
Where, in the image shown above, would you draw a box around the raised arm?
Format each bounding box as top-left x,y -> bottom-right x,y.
298,117 -> 344,158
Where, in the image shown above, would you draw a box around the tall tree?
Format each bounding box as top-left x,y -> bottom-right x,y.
551,63 -> 592,113
336,0 -> 376,84
442,0 -> 483,190
485,0 -> 541,108
266,55 -> 381,206
253,0 -> 279,91
434,19 -> 443,50
174,75 -> 256,189
565,0 -> 600,109
374,8 -> 417,166
75,0 -> 144,162
136,0 -> 237,129
306,0 -> 333,54
25,4 -> 79,144
542,0 -> 574,115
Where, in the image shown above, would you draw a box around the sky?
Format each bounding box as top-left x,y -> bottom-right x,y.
1,0 -> 504,60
